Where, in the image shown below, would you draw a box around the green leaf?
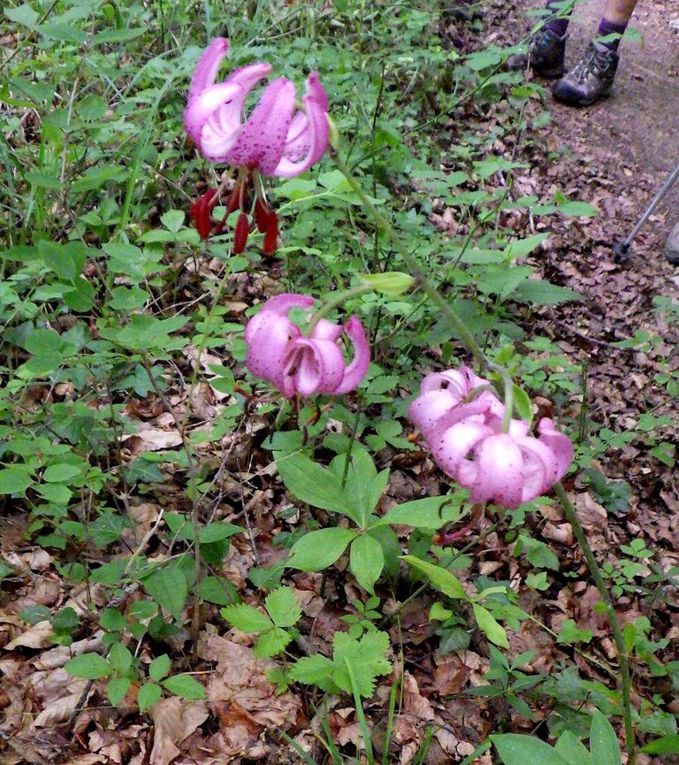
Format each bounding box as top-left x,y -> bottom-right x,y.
107,677 -> 131,707
375,495 -> 463,529
137,682 -> 162,712
472,603 -> 509,649
492,734 -> 569,765
401,555 -> 468,600
198,576 -> 238,606
149,654 -> 171,682
0,467 -> 33,495
265,588 -> 301,628
199,521 -> 242,543
108,642 -> 134,675
220,603 -> 272,633
642,735 -> 679,755
43,463 -> 82,483
589,709 -> 621,765
512,384 -> 533,424
99,608 -> 126,633
65,653 -> 111,680
276,453 -> 352,517
93,27 -> 145,44
162,674 -> 206,700
253,627 -> 292,658
5,4 -> 39,28
159,209 -> 185,232
349,534 -> 384,594
555,731 -> 592,765
142,563 -> 188,620
332,631 -> 391,698
287,528 -> 357,572
288,654 -> 337,693
359,271 -> 415,297
512,280 -> 582,306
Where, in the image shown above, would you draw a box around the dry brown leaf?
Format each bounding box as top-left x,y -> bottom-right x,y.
122,426 -> 183,453
150,697 -> 209,765
5,620 -> 54,650
32,683 -> 87,727
33,631 -> 104,671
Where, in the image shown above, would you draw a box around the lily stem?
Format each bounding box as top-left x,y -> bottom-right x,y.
332,149 -> 515,419
554,482 -> 635,764
307,283 -> 373,333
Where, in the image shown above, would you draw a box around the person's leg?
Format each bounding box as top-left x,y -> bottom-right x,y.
596,0 -> 638,50
553,0 -> 640,106
506,0 -> 574,78
543,0 -> 571,37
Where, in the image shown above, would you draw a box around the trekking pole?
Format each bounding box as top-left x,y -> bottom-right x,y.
613,160 -> 679,263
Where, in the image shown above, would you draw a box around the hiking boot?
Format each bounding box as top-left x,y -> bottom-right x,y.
553,41 -> 619,106
665,221 -> 679,265
506,28 -> 567,79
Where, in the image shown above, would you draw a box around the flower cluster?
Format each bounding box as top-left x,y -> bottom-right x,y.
408,367 -> 573,508
245,294 -> 370,398
184,38 -> 329,255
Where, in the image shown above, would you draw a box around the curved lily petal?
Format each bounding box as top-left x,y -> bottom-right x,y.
470,434 -> 524,508
188,37 -> 229,102
334,315 -> 371,394
408,388 -> 460,439
428,398 -> 494,441
515,436 -> 558,502
273,73 -> 330,178
246,313 -> 301,389
244,293 -> 315,344
226,77 -> 296,174
184,81 -> 242,145
432,420 -> 493,486
282,338 -> 345,397
310,318 -> 343,342
537,418 -> 573,480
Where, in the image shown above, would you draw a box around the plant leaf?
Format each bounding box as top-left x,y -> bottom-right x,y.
265,587 -> 302,628
402,555 -> 468,600
162,674 -> 206,700
287,528 -> 357,572
349,534 -> 384,593
65,653 -> 111,680
589,709 -> 622,765
492,734 -> 569,765
220,604 -> 272,633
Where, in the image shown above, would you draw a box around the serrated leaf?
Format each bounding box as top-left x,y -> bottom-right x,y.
349,534 -> 384,593
160,209 -> 185,233
253,627 -> 292,658
108,642 -> 134,674
492,734 -> 569,765
590,709 -> 621,765
107,677 -> 131,707
288,654 -> 337,693
5,4 -> 39,28
265,588 -> 301,628
221,603 -> 272,633
401,555 -> 468,600
287,528 -> 357,572
472,603 -> 509,649
138,682 -> 162,712
65,653 -> 111,680
142,563 -> 188,620
198,576 -> 238,606
0,468 -> 33,495
162,674 -> 206,700
149,654 -> 171,682
332,631 -> 391,698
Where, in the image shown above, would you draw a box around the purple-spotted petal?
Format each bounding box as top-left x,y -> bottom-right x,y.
184,81 -> 241,144
334,315 -> 370,394
432,420 -> 493,486
282,338 -> 345,397
226,77 -> 296,175
515,436 -> 558,502
245,312 -> 301,389
537,418 -> 573,480
274,73 -> 330,178
470,434 -> 524,508
407,388 -> 461,439
188,37 -> 229,102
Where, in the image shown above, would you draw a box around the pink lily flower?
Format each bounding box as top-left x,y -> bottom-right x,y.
408,367 -> 573,508
184,38 -> 329,177
244,293 -> 370,397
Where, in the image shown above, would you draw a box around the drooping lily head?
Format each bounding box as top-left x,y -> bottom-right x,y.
184,38 -> 329,177
245,293 -> 370,398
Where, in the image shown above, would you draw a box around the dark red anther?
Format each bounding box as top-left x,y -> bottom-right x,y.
262,211 -> 279,256
254,198 -> 270,234
190,189 -> 216,241
233,212 -> 250,254
226,186 -> 241,214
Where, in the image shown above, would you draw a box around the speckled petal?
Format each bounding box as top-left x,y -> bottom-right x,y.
310,318 -> 343,342
184,81 -> 241,145
282,338 -> 345,397
188,37 -> 229,102
407,388 -> 461,439
225,77 -> 296,175
515,436 -> 558,502
432,420 -> 493,486
334,315 -> 371,394
274,73 -> 330,178
537,418 -> 574,480
469,434 -> 524,508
